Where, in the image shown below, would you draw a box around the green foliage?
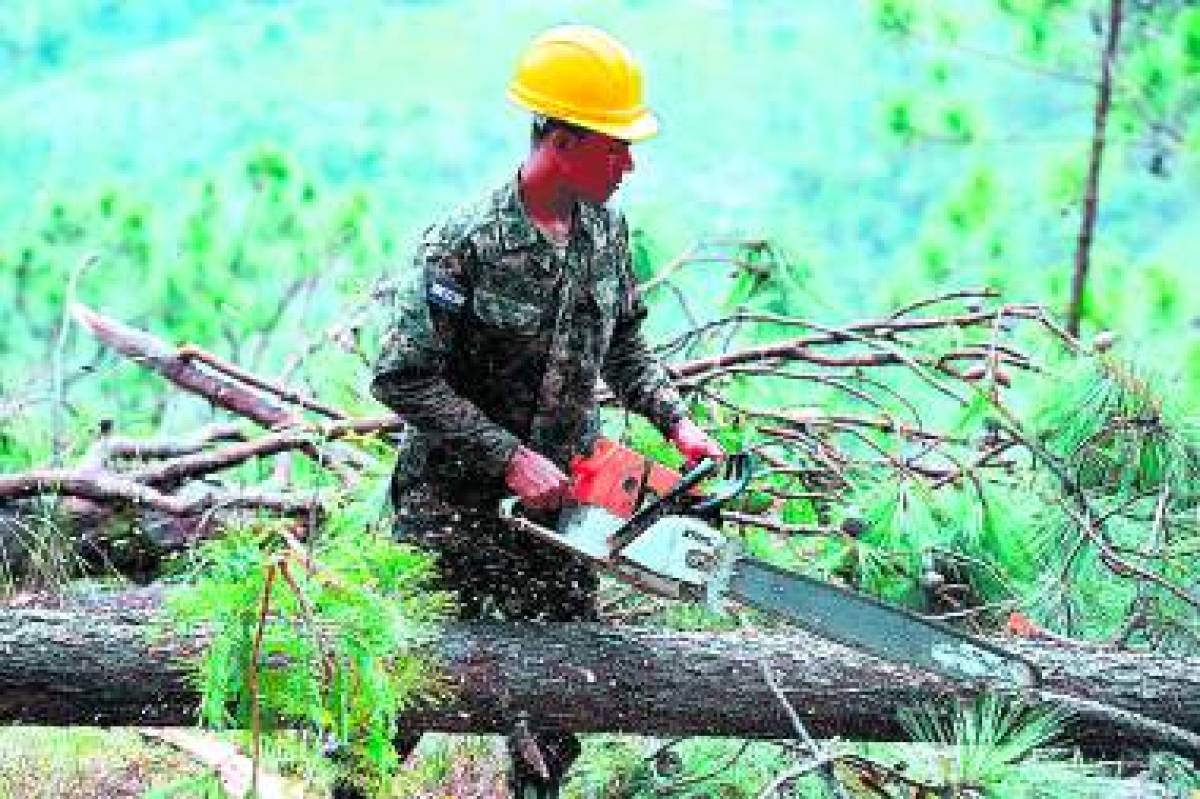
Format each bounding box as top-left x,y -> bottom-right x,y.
0,145 -> 393,468
901,696 -> 1065,783
0,500 -> 83,592
1127,40 -> 1174,118
1182,9 -> 1200,75
719,241 -> 814,323
941,99 -> 979,143
869,0 -> 1198,376
1142,753 -> 1200,795
899,696 -> 1110,797
1035,357 -> 1199,498
884,96 -> 919,143
874,0 -> 920,36
946,169 -> 998,233
571,737 -> 799,799
1014,354 -> 1200,642
164,509 -> 450,794
569,736 -> 656,797
0,727 -> 212,799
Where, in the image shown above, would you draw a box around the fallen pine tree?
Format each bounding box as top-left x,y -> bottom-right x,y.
1,292 -> 1197,791
0,602 -> 1196,759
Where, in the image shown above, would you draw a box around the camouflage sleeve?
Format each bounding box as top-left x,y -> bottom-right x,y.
602,215 -> 689,436
370,232 -> 520,480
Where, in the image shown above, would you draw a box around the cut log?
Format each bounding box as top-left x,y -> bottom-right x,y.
0,605 -> 1196,758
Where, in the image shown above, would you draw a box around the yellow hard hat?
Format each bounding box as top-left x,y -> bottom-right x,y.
508,25 -> 659,142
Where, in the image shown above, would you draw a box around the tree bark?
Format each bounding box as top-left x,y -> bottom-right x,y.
0,606 -> 1196,757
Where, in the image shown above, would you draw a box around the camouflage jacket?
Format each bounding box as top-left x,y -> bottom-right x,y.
371,177 -> 687,508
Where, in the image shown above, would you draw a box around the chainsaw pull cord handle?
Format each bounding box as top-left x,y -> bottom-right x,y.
609,457 -> 720,556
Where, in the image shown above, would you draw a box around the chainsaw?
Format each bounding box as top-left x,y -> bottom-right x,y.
500,438 -> 1038,689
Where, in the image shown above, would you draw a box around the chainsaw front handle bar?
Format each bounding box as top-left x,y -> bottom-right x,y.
694,451 -> 755,515
609,456 -> 720,556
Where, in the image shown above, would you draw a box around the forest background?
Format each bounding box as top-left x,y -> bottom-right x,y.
0,0 -> 1197,797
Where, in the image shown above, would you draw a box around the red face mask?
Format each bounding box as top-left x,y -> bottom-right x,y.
553,131 -> 634,205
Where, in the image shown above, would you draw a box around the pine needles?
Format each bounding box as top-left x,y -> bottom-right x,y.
1023,355 -> 1200,646
164,509 -> 451,795
897,696 -> 1108,798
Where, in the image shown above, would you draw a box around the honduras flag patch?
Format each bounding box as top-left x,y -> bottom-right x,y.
428,276 -> 467,312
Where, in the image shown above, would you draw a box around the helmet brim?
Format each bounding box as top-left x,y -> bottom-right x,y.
587,110 -> 659,142
508,90 -> 659,142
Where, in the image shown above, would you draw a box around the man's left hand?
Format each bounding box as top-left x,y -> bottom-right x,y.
669,417 -> 725,468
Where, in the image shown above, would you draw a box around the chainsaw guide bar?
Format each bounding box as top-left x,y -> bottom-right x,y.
499,443 -> 1039,689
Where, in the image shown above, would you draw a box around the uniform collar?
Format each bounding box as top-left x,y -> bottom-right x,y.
496,178 -> 543,252
497,175 -> 600,254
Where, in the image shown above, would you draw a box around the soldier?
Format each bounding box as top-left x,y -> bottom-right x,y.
367,24 -> 724,799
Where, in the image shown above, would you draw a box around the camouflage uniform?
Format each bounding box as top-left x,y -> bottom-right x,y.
370,177 -> 686,792
372,175 -> 686,611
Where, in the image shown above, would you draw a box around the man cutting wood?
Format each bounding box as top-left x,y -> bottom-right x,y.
367,23 -> 723,799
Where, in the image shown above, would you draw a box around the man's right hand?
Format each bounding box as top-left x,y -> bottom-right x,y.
504,445 -> 570,511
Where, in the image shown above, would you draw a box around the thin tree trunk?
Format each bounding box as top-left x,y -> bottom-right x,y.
1067,0 -> 1123,338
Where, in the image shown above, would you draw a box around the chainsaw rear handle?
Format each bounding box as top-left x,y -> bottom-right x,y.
501,453 -> 733,530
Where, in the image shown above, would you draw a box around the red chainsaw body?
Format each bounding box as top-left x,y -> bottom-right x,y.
567,438 -> 683,519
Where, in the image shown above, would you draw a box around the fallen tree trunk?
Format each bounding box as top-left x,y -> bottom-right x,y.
0,606 -> 1196,757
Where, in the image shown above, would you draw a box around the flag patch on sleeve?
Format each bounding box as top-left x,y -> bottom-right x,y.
428,276 -> 467,312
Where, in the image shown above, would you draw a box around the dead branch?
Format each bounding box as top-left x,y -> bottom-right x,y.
638,239 -> 771,296
887,287 -> 1001,319
125,416 -> 401,488
80,423 -> 247,466
72,304 -> 373,475
178,343 -> 347,421
71,304 -> 295,428
4,292 -> 1179,645
662,304 -> 1054,378
0,468 -> 324,517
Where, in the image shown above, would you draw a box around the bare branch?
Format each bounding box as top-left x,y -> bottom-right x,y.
177,343 -> 347,421
71,303 -> 295,428
0,468 -> 324,517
